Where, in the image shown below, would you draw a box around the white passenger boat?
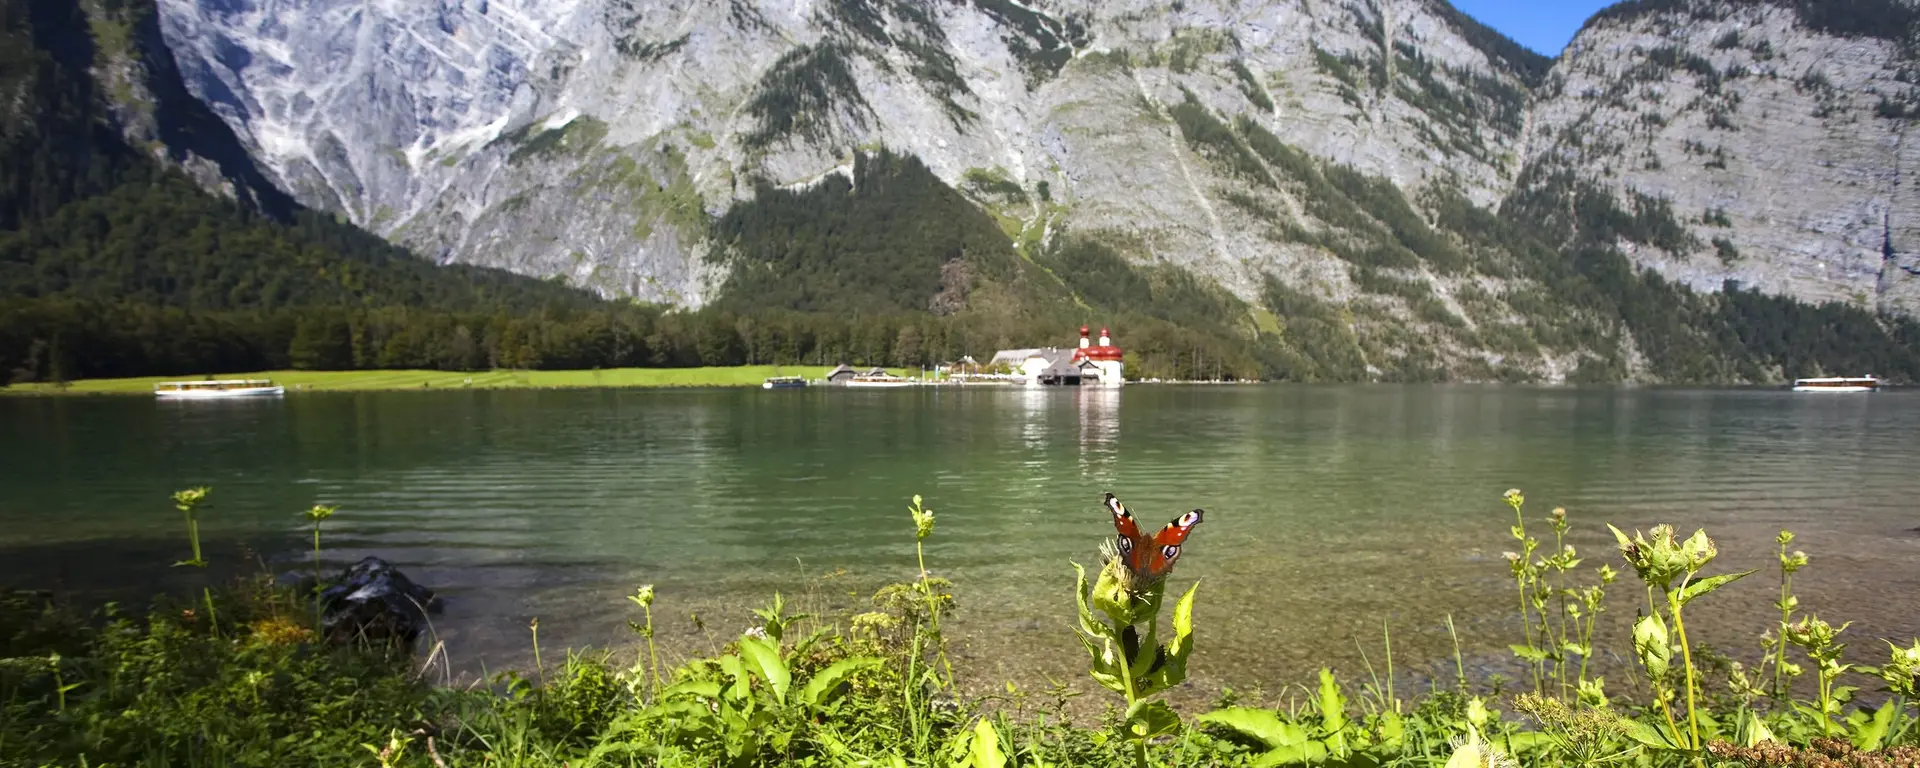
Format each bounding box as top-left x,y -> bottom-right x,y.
1791,376 -> 1879,393
762,376 -> 808,390
154,379 -> 286,398
845,374 -> 915,389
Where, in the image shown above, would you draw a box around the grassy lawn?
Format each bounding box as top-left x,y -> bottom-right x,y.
0,365 -> 919,395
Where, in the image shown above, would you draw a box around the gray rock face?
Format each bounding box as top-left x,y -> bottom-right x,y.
1524,0 -> 1920,315
152,0 -> 1537,308
149,0 -> 1920,323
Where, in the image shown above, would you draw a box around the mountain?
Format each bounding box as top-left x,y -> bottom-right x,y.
7,0 -> 1920,384
1521,0 -> 1920,315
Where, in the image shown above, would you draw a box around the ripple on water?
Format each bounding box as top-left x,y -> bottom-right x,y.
2,387 -> 1918,695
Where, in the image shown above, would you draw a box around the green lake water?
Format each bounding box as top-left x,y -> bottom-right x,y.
3,385 -> 1917,704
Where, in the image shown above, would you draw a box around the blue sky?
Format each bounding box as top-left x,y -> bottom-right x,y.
1447,0 -> 1618,56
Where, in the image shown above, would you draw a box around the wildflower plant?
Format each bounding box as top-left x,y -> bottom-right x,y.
300,504 -> 337,581
1609,523 -> 1754,753
170,487 -> 211,567
1073,505 -> 1202,768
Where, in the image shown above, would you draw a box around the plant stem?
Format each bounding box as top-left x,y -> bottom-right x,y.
643,603 -> 660,696
1671,594 -> 1701,750
916,538 -> 954,688
1113,630 -> 1147,768
1773,551 -> 1793,698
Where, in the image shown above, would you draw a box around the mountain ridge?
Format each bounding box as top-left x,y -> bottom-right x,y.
8,0 -> 1920,384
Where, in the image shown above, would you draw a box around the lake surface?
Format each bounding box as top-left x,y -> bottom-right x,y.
3,386 -> 1917,705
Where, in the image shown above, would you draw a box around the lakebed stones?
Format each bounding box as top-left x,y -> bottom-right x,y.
317,557 -> 442,647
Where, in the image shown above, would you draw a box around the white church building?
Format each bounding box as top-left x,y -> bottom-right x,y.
987,326 -> 1125,387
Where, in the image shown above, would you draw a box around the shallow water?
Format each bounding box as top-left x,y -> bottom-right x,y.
3,385 -> 1917,706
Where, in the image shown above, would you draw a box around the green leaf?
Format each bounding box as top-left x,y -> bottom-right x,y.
1140,582 -> 1200,697
1679,570 -> 1755,606
660,679 -> 722,700
1741,711 -> 1776,748
1632,614 -> 1672,678
1251,739 -> 1330,767
1072,563 -> 1111,641
1509,644 -> 1550,662
1198,707 -> 1308,749
1851,699 -> 1896,751
799,656 -> 883,708
1316,668 -> 1349,735
1125,699 -> 1183,740
1622,718 -> 1683,751
968,718 -> 1007,768
737,637 -> 790,703
717,654 -> 751,701
1376,711 -> 1405,750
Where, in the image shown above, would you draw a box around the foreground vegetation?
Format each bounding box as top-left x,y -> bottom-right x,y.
0,365 -> 908,395
4,488 -> 1917,767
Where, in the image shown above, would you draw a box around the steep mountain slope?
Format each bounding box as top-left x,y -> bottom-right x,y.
154,0 -> 1543,301
1518,0 -> 1920,316
77,0 -> 1920,382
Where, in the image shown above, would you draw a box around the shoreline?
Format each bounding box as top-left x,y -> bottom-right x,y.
0,366 -> 912,396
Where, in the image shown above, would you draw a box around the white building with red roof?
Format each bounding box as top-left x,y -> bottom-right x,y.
990,326 -> 1125,387
1071,326 -> 1125,388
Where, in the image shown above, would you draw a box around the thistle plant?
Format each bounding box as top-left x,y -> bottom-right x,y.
171,487 -> 211,567
906,494 -> 952,686
1501,491 -> 1607,700
1073,546 -> 1199,768
301,504 -> 337,581
1783,615 -> 1852,738
1769,530 -> 1810,698
1610,523 -> 1754,752
1500,490 -> 1544,692
625,584 -> 660,696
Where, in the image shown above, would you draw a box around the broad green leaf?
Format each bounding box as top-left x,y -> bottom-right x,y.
1376,711 -> 1405,749
1607,523 -> 1633,550
1501,731 -> 1551,754
1252,739 -> 1330,767
1509,644 -> 1550,662
1139,582 -> 1200,697
1632,614 -> 1672,678
1198,707 -> 1308,749
968,718 -> 1007,768
1851,700 -> 1896,751
1125,699 -> 1183,739
1072,563 -> 1112,641
660,679 -> 722,700
1679,570 -> 1755,606
737,637 -> 790,703
1621,718 -> 1682,751
799,656 -> 883,708
1741,711 -> 1776,748
1317,668 -> 1349,735
717,654 -> 751,700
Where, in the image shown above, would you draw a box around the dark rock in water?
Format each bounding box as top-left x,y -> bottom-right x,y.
318,557 -> 440,647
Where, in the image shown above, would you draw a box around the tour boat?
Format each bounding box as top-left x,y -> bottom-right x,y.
762,376 -> 808,390
845,374 -> 915,389
154,379 -> 286,398
1791,376 -> 1879,393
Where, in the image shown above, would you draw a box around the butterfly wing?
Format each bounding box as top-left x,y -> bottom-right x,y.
1103,492 -> 1152,572
1138,509 -> 1205,581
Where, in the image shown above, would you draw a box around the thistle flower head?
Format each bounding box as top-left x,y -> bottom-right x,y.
302,504 -> 337,523
172,487 -> 210,513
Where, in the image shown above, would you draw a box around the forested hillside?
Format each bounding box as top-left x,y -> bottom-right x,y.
5,0 -> 1920,386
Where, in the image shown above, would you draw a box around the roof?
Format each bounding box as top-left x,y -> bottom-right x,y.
863,366 -> 889,375
826,364 -> 856,376
990,348 -> 1044,365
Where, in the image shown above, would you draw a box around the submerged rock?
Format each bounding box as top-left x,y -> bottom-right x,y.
318,557 -> 441,647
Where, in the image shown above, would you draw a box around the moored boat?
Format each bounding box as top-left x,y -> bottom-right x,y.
762,376 -> 808,389
154,379 -> 286,398
1791,376 -> 1879,393
845,374 -> 915,389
